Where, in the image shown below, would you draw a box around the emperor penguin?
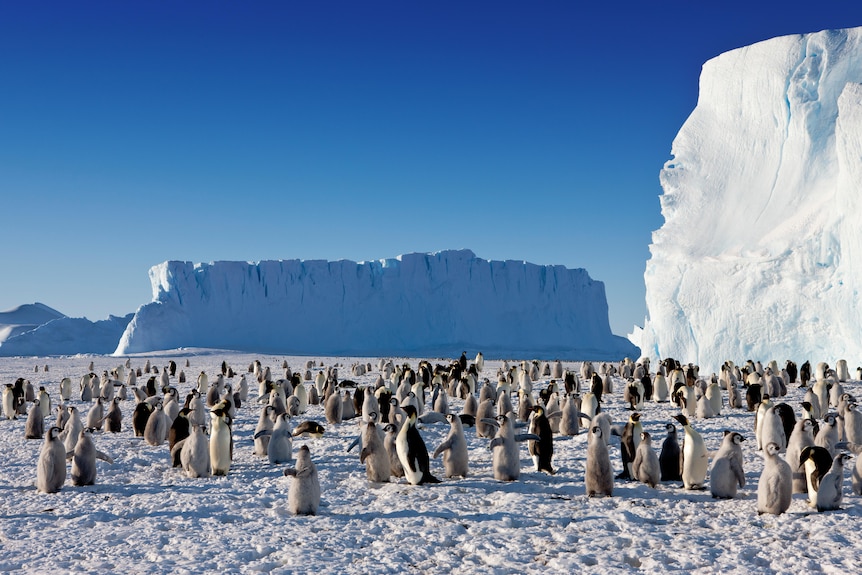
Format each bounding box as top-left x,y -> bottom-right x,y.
209,408 -> 233,476
528,405 -> 554,475
844,402 -> 862,445
559,393 -> 580,436
673,414 -> 708,490
62,407 -> 84,453
705,380 -> 722,415
757,441 -> 792,514
324,389 -> 343,425
659,422 -> 682,481
785,418 -> 816,493
396,405 -> 439,485
24,400 -> 44,439
85,397 -> 106,430
144,401 -> 169,446
852,451 -> 862,496
37,387 -> 51,418
758,405 -> 787,453
632,431 -> 661,488
284,445 -> 321,515
383,423 -> 405,478
815,452 -> 853,512
3,384 -> 16,420
476,398 -> 497,439
653,373 -> 669,402
254,405 -> 275,457
168,408 -> 192,466
266,413 -> 293,465
616,412 -> 643,480
36,427 -> 67,493
709,431 -> 746,499
585,425 -> 613,497
484,413 -> 538,482
104,397 -> 123,433
179,425 -> 211,478
815,413 -> 840,457
359,413 -> 390,482
59,377 -> 72,401
68,428 -> 114,486
432,413 -> 469,478
800,445 -> 834,507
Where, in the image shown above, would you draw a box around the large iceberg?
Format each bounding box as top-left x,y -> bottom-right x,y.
115,249 -> 638,359
641,27 -> 862,373
0,314 -> 134,357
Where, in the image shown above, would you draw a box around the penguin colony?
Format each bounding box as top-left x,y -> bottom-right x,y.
4,353 -> 862,522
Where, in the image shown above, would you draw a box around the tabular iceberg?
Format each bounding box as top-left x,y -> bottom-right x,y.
641,27 -> 862,373
115,249 -> 638,359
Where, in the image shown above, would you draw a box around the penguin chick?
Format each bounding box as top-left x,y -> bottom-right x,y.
815,452 -> 852,512
284,445 -> 321,515
632,431 -> 660,488
585,425 -> 613,497
757,442 -> 792,515
709,431 -> 746,499
432,413 -> 469,478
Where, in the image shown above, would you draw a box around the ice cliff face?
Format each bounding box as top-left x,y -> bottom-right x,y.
115,249 -> 638,359
641,27 -> 862,373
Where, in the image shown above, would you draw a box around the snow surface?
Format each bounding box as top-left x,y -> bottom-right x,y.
642,27 -> 862,373
1,350 -> 860,574
116,250 -> 637,360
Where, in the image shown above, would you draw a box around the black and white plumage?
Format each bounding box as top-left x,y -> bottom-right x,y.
396,405 -> 439,485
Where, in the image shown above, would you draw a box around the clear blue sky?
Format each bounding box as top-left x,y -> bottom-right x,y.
2,1 -> 861,335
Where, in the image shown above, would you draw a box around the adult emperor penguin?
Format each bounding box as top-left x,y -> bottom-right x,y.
3,384 -> 17,420
528,405 -> 555,475
284,445 -> 321,515
210,407 -> 233,476
709,431 -> 746,499
179,425 -> 211,478
396,405 -> 440,485
673,414 -> 708,490
632,431 -> 660,488
585,425 -> 613,497
800,445 -> 833,507
36,426 -> 66,493
432,413 -> 469,478
169,408 -> 192,467
68,428 -> 114,486
815,452 -> 853,511
757,442 -> 792,515
616,412 -> 642,480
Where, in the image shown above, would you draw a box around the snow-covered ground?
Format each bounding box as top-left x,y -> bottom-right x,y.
1,350 -> 859,574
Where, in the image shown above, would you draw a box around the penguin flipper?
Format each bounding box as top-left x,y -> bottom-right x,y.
432,438 -> 452,459
95,450 -> 114,464
254,429 -> 273,440
514,433 -> 541,442
346,435 -> 361,452
610,425 -> 626,437
488,437 -> 504,450
418,412 -> 447,425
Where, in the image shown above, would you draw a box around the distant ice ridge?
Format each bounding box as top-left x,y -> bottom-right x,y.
115,249 -> 638,359
0,314 -> 134,357
641,27 -> 862,373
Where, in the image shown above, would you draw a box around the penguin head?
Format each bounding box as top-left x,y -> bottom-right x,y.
641,431 -> 651,442
630,412 -> 641,423
672,414 -> 689,426
590,425 -> 602,437
764,442 -> 781,456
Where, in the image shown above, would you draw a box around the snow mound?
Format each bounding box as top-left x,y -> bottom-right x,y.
0,303 -> 65,345
115,249 -> 638,359
642,27 -> 862,372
